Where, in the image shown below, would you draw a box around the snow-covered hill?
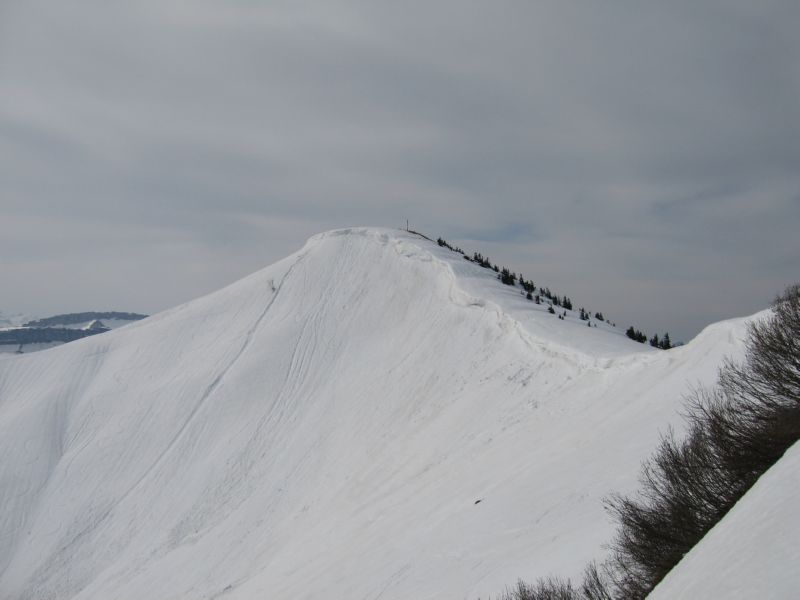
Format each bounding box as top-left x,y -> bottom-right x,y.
0,228 -> 761,599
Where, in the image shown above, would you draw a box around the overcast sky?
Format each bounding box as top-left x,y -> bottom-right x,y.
1,1 -> 798,342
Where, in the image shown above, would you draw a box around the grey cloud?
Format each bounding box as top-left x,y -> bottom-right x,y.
1,0 -> 798,341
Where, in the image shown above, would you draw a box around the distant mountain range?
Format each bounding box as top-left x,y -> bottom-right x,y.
0,311 -> 147,354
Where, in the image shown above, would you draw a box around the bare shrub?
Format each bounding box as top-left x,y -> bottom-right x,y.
497,577 -> 578,600
580,563 -> 613,600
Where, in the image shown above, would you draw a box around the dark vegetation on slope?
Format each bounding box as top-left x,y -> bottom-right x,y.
496,283 -> 800,600
433,235 -> 673,346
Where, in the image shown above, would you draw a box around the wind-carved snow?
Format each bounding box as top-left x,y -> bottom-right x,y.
0,228 -> 760,599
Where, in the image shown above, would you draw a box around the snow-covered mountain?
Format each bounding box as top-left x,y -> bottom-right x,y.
0,228 -> 784,599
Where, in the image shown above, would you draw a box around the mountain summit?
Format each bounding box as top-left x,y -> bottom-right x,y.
0,228 -> 754,599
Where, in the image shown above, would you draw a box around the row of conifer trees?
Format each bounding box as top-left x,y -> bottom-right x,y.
437,235 -> 676,345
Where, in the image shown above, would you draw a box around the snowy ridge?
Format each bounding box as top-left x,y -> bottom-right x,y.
0,228 -> 758,599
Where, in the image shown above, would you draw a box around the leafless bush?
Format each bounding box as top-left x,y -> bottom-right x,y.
497,577 -> 578,600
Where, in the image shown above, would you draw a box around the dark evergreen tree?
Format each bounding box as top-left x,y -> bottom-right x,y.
473,252 -> 492,268
626,326 -> 647,343
500,268 -> 517,286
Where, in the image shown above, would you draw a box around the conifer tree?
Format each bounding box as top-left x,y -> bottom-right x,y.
626,326 -> 647,343
660,333 -> 672,350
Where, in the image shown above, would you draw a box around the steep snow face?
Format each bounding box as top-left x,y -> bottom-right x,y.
649,441 -> 800,599
0,228 -> 752,599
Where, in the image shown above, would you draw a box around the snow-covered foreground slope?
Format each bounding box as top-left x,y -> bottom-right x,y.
0,228 -> 754,599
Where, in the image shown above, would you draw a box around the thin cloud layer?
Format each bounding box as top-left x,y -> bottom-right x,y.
1,0 -> 798,340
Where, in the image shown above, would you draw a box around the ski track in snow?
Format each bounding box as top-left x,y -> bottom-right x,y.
112,251 -> 309,517
0,227 -> 778,600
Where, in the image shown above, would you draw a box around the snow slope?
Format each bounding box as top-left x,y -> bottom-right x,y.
649,441 -> 800,600
0,228 -> 755,599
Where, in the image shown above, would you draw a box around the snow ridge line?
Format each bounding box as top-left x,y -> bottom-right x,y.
107,251 -> 309,514
390,235 -> 600,370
